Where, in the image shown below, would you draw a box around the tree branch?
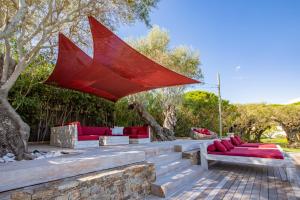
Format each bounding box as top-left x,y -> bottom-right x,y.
0,0 -> 28,40
1,39 -> 11,83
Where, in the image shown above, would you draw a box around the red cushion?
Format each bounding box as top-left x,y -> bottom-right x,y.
81,127 -> 111,136
208,147 -> 284,159
230,137 -> 240,146
193,128 -> 211,135
214,140 -> 227,152
123,126 -> 149,139
239,143 -> 277,148
221,140 -> 234,150
207,144 -> 216,152
235,135 -> 243,144
78,135 -> 99,141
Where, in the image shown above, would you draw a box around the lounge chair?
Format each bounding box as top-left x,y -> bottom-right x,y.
200,139 -> 287,170
190,127 -> 218,140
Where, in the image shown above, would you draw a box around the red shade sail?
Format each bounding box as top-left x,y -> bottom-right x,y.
45,16 -> 199,102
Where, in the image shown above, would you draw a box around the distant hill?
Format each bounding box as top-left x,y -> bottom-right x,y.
292,102 -> 300,105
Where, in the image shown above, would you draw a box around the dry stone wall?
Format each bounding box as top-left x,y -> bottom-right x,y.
0,162 -> 155,200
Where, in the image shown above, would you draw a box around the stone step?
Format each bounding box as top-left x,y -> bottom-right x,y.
151,165 -> 204,198
144,146 -> 175,158
174,141 -> 204,152
147,152 -> 182,165
155,159 -> 192,177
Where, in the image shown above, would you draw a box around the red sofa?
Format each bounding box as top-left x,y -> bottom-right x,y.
66,122 -> 149,141
67,122 -> 112,141
123,125 -> 149,139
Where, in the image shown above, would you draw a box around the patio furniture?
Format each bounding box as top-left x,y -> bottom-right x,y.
190,127 -> 218,140
50,122 -> 129,148
200,139 -> 287,170
123,125 -> 151,144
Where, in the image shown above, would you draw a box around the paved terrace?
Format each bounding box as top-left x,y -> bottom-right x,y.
148,162 -> 300,200
1,140 -> 300,199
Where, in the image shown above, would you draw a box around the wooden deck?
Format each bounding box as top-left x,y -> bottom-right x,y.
148,162 -> 300,200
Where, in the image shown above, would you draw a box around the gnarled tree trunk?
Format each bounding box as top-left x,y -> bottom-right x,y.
0,53 -> 31,159
163,104 -> 177,133
0,91 -> 30,160
129,102 -> 176,141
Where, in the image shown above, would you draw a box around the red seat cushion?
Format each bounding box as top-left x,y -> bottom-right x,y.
207,144 -> 216,152
78,135 -> 100,141
230,137 -> 240,146
221,140 -> 234,150
81,127 -> 111,136
208,147 -> 284,159
214,140 -> 227,152
123,126 -> 149,139
239,143 -> 277,148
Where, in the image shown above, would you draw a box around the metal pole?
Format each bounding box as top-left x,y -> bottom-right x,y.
217,73 -> 222,138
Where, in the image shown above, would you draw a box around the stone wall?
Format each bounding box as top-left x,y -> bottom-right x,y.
0,162 -> 155,200
182,150 -> 200,165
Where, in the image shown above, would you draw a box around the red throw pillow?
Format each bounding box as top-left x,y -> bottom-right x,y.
230,137 -> 240,146
207,144 -> 216,152
226,140 -> 235,149
235,135 -> 244,144
221,140 -> 233,150
214,140 -> 227,152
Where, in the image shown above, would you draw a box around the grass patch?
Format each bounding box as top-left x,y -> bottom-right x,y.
261,138 -> 300,153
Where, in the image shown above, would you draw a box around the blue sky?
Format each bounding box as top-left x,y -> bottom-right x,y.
117,0 -> 300,104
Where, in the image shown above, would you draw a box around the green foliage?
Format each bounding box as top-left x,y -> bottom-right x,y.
232,104 -> 275,142
175,90 -> 237,137
8,55 -> 116,141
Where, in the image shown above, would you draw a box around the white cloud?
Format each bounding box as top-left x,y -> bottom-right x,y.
235,66 -> 241,71
286,97 -> 300,104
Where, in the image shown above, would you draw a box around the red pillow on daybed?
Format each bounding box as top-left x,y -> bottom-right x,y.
230,137 -> 240,146
235,135 -> 244,144
207,144 -> 216,152
221,140 -> 234,150
214,140 -> 227,152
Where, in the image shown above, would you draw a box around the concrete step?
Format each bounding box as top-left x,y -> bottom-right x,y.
144,146 -> 175,158
151,165 -> 204,198
174,141 -> 204,152
155,159 -> 192,177
147,152 -> 182,165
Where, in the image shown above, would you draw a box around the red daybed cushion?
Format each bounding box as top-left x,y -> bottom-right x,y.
214,140 -> 227,152
239,143 -> 277,148
78,135 -> 100,141
208,147 -> 284,159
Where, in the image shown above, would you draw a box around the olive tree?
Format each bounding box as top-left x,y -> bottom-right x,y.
272,104 -> 300,147
0,0 -> 158,159
127,26 -> 202,140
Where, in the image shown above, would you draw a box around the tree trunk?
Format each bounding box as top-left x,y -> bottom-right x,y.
280,124 -> 300,148
163,104 -> 177,133
0,90 -> 30,160
128,102 -> 176,141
